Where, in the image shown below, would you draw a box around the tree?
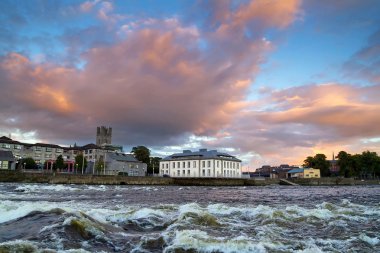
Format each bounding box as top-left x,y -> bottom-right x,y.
131,146 -> 150,165
360,151 -> 380,179
55,155 -> 64,171
95,156 -> 104,175
303,156 -> 315,168
313,154 -> 330,177
337,151 -> 352,177
149,157 -> 162,174
303,154 -> 330,177
19,157 -> 37,170
75,154 -> 87,173
351,154 -> 362,178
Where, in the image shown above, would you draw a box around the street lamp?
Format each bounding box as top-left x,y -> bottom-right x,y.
75,163 -> 78,174
23,162 -> 26,171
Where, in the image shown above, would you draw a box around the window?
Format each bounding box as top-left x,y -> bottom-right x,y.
193,161 -> 196,167
56,148 -> 62,153
166,163 -> 168,169
224,161 -> 226,167
35,146 -> 42,151
46,147 -> 52,152
183,162 -> 186,168
207,161 -> 211,167
177,170 -> 180,176
207,169 -> 210,176
233,163 -> 235,169
202,161 -> 205,167
183,170 -> 185,176
188,161 -> 191,168
3,144 -> 10,149
177,162 -> 180,168
14,145 -> 22,150
173,162 -> 176,168
187,170 -> 190,176
202,169 -> 205,176
217,161 -> 219,167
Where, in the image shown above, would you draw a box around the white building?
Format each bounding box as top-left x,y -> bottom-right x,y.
160,149 -> 242,178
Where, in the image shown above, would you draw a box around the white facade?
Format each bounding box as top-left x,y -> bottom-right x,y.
159,149 -> 242,178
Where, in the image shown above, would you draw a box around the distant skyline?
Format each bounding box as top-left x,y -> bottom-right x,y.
1,0 -> 380,169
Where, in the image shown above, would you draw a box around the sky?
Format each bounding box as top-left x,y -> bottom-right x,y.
1,0 -> 380,170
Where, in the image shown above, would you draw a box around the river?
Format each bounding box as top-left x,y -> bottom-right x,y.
0,183 -> 379,252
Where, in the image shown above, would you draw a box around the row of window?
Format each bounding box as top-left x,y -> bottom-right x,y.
1,144 -> 22,149
0,143 -> 65,153
161,160 -> 240,170
161,169 -> 240,177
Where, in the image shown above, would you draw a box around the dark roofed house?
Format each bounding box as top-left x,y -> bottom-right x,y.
104,152 -> 147,176
0,150 -> 16,170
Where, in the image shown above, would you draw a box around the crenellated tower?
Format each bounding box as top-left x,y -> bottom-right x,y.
96,126 -> 112,146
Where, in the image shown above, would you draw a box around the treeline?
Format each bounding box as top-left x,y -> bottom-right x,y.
304,151 -> 380,178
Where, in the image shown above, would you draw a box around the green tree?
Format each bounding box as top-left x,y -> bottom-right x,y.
303,156 -> 315,168
55,155 -> 65,171
303,154 -> 330,177
131,146 -> 151,165
19,157 -> 37,170
337,151 -> 353,177
351,154 -> 362,178
360,151 -> 380,179
95,156 -> 104,175
75,154 -> 87,174
313,154 -> 330,177
149,157 -> 162,174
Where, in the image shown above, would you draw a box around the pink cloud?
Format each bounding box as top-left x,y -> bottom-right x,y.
200,83 -> 380,168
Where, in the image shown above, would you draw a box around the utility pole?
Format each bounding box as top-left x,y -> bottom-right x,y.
104,152 -> 106,175
81,152 -> 84,174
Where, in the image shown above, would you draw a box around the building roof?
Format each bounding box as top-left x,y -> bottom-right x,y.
34,143 -> 63,148
162,149 -> 241,162
287,168 -> 304,174
107,152 -> 140,162
81,143 -> 102,150
0,150 -> 15,161
0,136 -> 22,145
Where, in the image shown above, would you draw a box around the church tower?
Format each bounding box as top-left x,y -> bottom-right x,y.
96,126 -> 112,146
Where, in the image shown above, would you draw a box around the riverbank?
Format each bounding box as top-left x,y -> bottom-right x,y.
0,170 -> 379,186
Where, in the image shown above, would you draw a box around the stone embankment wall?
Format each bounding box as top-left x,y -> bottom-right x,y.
0,170 -> 378,186
0,170 -> 279,186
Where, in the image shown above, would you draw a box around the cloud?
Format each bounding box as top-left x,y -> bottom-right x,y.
0,1 -> 301,148
343,28 -> 380,83
198,83 -> 380,168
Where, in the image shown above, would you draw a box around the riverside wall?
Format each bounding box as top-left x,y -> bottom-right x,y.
0,170 -> 378,186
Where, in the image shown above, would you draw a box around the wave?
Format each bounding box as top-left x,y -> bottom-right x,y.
0,199 -> 379,252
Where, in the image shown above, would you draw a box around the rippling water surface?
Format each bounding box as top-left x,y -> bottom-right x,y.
0,183 -> 379,252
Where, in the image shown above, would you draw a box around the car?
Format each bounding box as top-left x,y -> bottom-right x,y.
162,174 -> 170,178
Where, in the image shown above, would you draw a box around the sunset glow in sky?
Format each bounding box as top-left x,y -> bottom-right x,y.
1,0 -> 380,169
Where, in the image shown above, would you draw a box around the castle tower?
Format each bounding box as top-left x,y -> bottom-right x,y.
96,126 -> 112,146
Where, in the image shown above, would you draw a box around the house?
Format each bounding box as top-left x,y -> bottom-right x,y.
103,153 -> 147,176
0,150 -> 16,170
287,168 -> 321,179
160,149 -> 242,178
